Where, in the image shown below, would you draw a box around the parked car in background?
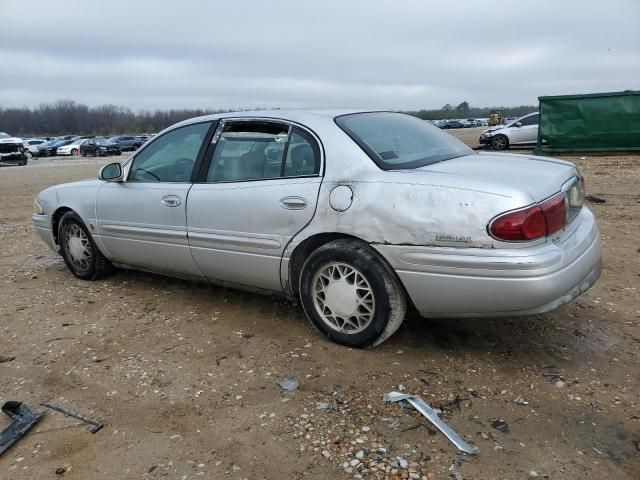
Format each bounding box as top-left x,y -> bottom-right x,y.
442,120 -> 465,129
57,139 -> 89,156
0,132 -> 28,166
479,112 -> 539,150
110,135 -> 142,151
37,139 -> 75,157
22,138 -> 47,158
80,137 -> 121,156
32,110 -> 600,348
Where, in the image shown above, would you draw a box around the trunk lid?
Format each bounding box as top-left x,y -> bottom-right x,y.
413,152 -> 578,202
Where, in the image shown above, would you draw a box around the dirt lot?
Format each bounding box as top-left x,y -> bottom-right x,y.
1,138 -> 639,479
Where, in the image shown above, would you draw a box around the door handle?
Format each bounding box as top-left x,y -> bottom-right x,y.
161,195 -> 182,207
280,196 -> 307,210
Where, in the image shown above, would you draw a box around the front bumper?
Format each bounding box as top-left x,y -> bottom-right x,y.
32,214 -> 58,252
479,133 -> 492,145
373,208 -> 601,317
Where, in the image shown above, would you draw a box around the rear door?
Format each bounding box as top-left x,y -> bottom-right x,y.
186,119 -> 323,292
96,121 -> 215,276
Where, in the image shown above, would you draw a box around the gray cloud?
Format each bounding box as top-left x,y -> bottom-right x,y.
1,0 -> 639,110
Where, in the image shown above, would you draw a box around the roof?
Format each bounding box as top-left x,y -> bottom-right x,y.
174,108 -> 378,129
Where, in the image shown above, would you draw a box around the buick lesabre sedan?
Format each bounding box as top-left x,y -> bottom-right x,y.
32,110 -> 602,347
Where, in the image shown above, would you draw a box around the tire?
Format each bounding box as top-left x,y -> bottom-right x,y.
58,211 -> 113,280
133,144 -> 140,151
491,134 -> 509,150
71,148 -> 78,156
25,151 -> 33,160
299,239 -> 407,348
20,158 -> 28,166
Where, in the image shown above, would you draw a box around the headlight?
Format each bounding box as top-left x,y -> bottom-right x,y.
33,198 -> 44,215
99,146 -> 107,150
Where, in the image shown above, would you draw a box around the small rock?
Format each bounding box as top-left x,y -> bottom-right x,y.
398,458 -> 408,468
355,450 -> 365,459
361,426 -> 370,432
0,355 -> 16,363
554,380 -> 566,388
512,395 -> 528,405
277,378 -> 299,391
55,468 -> 66,475
315,402 -> 329,411
529,471 -> 539,478
322,450 -> 331,459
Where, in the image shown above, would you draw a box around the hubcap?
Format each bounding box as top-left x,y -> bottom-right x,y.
64,223 -> 92,270
312,262 -> 375,334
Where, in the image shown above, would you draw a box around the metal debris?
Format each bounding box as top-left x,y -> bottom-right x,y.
40,402 -> 103,433
277,378 -> 299,391
384,391 -> 477,455
0,401 -> 45,455
490,419 -> 509,433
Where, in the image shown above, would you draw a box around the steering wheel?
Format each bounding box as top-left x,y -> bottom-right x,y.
172,158 -> 195,182
133,168 -> 161,181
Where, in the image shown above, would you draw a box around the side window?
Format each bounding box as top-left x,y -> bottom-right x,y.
207,122 -> 288,182
520,114 -> 539,126
206,123 -> 320,182
283,128 -> 320,177
129,122 -> 210,183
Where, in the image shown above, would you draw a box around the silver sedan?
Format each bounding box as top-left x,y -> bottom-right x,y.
32,110 -> 601,347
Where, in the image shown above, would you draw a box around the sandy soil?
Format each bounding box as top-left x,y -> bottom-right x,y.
0,143 -> 638,480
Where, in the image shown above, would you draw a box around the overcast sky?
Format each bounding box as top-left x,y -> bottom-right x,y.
1,0 -> 638,111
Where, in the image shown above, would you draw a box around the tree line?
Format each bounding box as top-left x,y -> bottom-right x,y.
0,99 -> 539,136
0,100 -> 228,137
408,101 -> 538,120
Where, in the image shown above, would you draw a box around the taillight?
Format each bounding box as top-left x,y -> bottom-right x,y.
540,194 -> 567,235
489,205 -> 547,241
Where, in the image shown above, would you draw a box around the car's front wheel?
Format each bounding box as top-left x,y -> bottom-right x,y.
299,239 -> 407,347
71,148 -> 79,156
58,211 -> 113,280
491,134 -> 509,150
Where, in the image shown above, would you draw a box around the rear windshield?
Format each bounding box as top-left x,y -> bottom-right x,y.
335,112 -> 473,169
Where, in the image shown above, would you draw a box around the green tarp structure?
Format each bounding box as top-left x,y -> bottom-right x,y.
535,90 -> 640,153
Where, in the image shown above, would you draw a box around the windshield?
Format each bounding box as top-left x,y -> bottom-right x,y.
335,112 -> 473,169
0,132 -> 10,139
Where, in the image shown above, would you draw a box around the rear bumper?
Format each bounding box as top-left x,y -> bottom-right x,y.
373,208 -> 601,317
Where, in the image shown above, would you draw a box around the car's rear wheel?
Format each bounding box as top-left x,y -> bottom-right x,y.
491,134 -> 509,150
58,211 -> 112,280
299,239 -> 406,347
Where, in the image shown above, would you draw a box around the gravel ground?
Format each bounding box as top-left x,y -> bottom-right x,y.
0,137 -> 639,479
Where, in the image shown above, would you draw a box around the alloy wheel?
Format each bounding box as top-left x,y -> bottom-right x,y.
64,223 -> 92,271
312,262 -> 375,334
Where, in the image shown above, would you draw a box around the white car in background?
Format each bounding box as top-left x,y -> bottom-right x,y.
479,112 -> 539,150
57,139 -> 88,156
23,138 -> 47,157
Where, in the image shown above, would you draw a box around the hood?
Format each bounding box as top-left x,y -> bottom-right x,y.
482,125 -> 507,134
411,152 -> 578,203
0,136 -> 24,145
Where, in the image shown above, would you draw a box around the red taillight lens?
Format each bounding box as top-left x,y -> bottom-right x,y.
490,205 -> 547,241
490,192 -> 571,241
540,194 -> 567,235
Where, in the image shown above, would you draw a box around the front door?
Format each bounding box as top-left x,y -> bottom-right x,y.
187,120 -> 323,292
510,113 -> 539,145
96,121 -> 213,276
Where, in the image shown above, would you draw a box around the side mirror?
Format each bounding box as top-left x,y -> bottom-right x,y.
99,162 -> 123,181
514,122 -> 522,127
